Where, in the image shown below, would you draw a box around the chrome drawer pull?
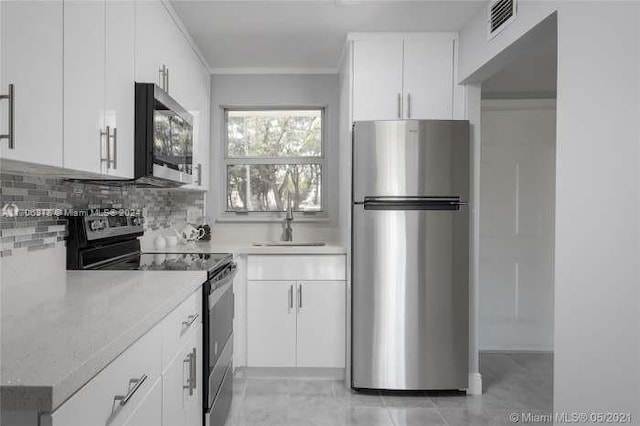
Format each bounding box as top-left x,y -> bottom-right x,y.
183,313 -> 199,327
115,374 -> 148,406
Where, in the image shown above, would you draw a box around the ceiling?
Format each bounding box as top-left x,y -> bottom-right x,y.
482,24 -> 557,99
170,0 -> 484,72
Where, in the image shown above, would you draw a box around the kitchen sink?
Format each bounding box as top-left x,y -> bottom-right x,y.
252,242 -> 327,247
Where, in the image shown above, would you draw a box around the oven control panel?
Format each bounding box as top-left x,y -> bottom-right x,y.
84,212 -> 144,241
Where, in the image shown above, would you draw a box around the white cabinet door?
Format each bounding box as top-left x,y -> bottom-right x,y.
181,49 -> 210,191
105,0 -> 135,179
185,324 -> 203,426
162,342 -> 189,426
135,0 -> 172,86
122,377 -> 163,426
0,1 -> 63,166
403,34 -> 455,120
63,0 -> 105,174
247,280 -> 297,367
352,37 -> 404,121
296,281 -> 346,368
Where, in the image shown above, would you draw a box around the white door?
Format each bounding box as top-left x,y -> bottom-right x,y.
104,0 -> 135,179
479,104 -> 556,350
247,280 -> 297,367
403,34 -> 455,120
122,377 -> 163,426
296,281 -> 346,368
352,37 -> 404,121
0,1 -> 63,166
63,0 -> 106,174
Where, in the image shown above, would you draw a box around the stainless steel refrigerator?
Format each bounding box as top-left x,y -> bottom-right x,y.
351,120 -> 470,391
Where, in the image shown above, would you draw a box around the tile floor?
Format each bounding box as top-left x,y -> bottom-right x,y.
225,352 -> 553,426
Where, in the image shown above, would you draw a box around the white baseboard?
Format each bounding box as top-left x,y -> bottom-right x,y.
467,373 -> 483,395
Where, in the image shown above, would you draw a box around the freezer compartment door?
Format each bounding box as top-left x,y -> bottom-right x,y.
353,120 -> 469,202
351,205 -> 469,390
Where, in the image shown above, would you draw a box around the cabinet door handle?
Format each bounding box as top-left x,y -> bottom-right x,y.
298,284 -> 302,310
111,127 -> 117,169
114,374 -> 147,406
183,348 -> 197,396
100,126 -> 110,168
288,285 -> 293,312
197,163 -> 202,186
397,93 -> 402,119
407,92 -> 411,118
0,84 -> 14,149
163,65 -> 169,93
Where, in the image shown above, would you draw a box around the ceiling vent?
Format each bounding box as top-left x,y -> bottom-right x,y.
488,0 -> 517,39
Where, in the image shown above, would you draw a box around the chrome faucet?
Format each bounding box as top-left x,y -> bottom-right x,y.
283,192 -> 294,242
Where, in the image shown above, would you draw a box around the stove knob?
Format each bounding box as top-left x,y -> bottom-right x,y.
90,219 -> 106,231
132,216 -> 142,226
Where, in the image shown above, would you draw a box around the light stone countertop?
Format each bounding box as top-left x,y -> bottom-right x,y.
0,269 -> 207,413
140,240 -> 347,256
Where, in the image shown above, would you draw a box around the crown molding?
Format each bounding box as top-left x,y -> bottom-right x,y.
209,67 -> 339,75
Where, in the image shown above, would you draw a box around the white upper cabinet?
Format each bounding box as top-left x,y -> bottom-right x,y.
352,37 -> 404,122
403,34 -> 455,120
63,1 -> 106,175
63,0 -> 135,178
0,1 -> 63,167
136,1 -> 210,190
178,37 -> 211,191
105,0 -> 136,179
1,1 -> 208,184
351,33 -> 458,121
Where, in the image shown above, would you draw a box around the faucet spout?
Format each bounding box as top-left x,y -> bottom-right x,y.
283,193 -> 294,242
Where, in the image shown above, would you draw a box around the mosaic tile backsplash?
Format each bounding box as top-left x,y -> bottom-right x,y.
0,172 -> 204,257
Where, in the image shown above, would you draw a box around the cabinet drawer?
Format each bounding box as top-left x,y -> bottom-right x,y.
51,325 -> 162,426
162,288 -> 202,369
247,255 -> 346,280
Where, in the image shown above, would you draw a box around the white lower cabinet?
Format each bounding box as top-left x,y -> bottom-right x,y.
296,281 -> 346,368
247,280 -> 297,367
162,325 -> 202,426
50,289 -> 202,426
50,325 -> 162,426
246,255 -> 346,369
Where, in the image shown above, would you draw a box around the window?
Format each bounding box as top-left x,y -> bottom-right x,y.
224,108 -> 324,214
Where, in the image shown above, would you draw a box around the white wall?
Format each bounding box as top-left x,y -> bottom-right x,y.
480,99 -> 555,351
208,74 -> 340,243
459,1 -> 640,419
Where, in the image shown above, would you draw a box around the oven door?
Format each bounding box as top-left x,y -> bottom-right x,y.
203,263 -> 236,415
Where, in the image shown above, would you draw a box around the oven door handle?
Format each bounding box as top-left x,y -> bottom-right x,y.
211,263 -> 237,287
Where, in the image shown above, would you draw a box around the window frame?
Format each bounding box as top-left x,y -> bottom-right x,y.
221,106 -> 329,221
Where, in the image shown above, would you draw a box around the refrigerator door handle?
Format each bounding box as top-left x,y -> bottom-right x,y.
361,196 -> 467,211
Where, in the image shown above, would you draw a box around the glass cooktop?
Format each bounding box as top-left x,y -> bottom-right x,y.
98,252 -> 232,278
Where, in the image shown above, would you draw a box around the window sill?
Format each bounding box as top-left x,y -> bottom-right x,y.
215,212 -> 331,224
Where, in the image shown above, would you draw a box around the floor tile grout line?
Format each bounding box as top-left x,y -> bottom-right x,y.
433,404 -> 451,426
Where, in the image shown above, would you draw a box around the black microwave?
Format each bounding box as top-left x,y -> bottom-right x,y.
134,83 -> 194,187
